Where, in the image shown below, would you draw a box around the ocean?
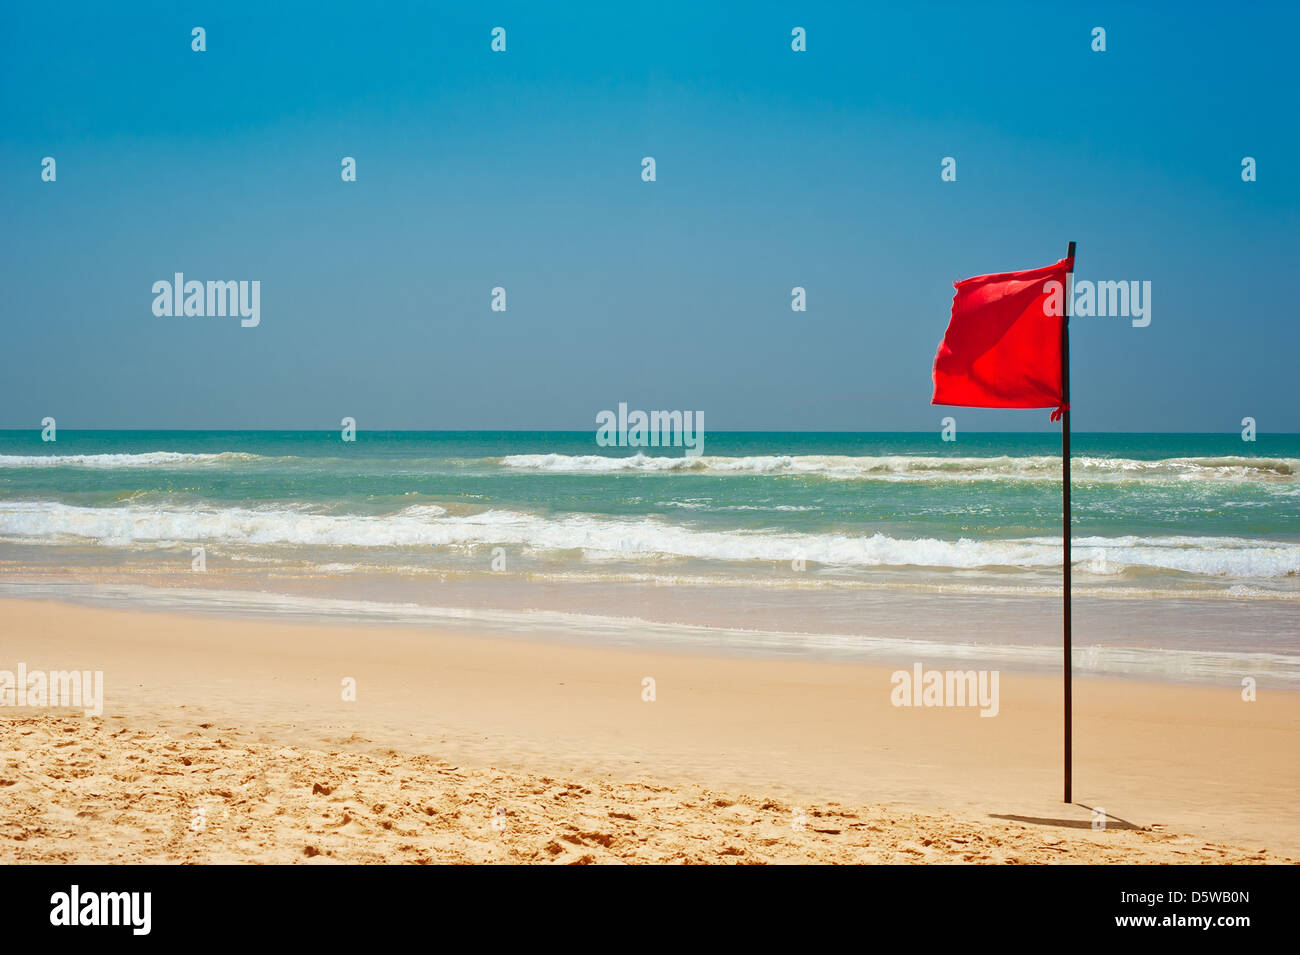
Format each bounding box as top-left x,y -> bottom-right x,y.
2,430 -> 1297,684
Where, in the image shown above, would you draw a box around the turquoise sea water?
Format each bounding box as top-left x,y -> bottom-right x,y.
1,430 -> 1297,683
2,430 -> 1297,582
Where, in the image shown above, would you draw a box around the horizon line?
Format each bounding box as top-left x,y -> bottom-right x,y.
1,428 -> 1295,437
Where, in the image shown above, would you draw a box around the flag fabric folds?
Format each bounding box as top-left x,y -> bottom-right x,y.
931,255 -> 1074,417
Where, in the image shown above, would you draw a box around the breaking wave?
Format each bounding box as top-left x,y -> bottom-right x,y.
1,501 -> 1295,578
0,451 -> 264,469
498,452 -> 1299,483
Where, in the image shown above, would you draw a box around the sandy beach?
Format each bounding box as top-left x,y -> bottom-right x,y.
1,597 -> 1295,864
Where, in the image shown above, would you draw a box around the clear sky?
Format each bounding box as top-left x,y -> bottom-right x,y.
2,1 -> 1296,432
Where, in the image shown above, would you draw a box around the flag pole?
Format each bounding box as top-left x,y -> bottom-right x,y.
1062,239 -> 1075,804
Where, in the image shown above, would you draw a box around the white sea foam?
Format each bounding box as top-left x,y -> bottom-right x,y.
660,500 -> 817,512
1,501 -> 1295,578
498,452 -> 1300,483
0,451 -> 262,469
4,449 -> 1294,483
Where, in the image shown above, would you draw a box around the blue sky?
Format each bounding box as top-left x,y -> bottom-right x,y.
2,0 -> 1296,431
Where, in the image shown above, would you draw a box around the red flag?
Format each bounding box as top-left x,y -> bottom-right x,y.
931,255 -> 1073,418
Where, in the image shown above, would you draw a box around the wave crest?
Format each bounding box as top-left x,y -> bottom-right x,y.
499,452 -> 1299,482
1,501 -> 1295,579
0,451 -> 263,469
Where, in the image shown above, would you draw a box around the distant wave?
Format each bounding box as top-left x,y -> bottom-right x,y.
3,449 -> 1294,483
498,452 -> 1299,483
0,451 -> 263,469
1,501 -> 1296,578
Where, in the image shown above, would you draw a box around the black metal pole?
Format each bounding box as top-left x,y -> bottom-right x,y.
1062,240 -> 1075,804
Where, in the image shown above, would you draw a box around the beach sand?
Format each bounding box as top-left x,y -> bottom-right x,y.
1,598 -> 1295,864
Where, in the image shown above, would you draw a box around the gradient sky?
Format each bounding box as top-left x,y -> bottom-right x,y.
2,1 -> 1297,432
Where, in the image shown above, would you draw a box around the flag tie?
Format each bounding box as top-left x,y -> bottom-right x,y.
1050,403 -> 1070,422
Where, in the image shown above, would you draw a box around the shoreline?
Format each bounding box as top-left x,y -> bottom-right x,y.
2,578 -> 1298,687
2,597 -> 1297,862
